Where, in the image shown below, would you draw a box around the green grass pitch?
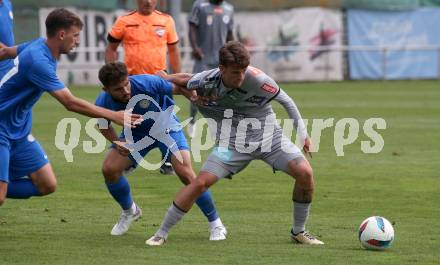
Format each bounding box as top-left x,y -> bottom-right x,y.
0,80 -> 439,265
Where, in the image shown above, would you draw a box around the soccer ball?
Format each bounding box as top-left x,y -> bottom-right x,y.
358,216 -> 394,250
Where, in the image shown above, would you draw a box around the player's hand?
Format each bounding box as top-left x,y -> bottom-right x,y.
181,89 -> 198,102
303,137 -> 313,159
192,47 -> 204,60
0,47 -> 7,61
112,109 -> 143,128
113,140 -> 132,156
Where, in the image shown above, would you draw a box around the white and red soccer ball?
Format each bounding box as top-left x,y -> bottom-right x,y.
358,216 -> 395,250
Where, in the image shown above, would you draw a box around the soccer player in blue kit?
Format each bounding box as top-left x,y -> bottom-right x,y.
0,0 -> 15,78
95,62 -> 226,239
0,9 -> 141,206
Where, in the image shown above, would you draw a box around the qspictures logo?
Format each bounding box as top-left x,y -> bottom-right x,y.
54,97 -> 386,170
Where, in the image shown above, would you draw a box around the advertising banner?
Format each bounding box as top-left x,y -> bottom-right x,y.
347,8 -> 440,79
40,7 -> 343,84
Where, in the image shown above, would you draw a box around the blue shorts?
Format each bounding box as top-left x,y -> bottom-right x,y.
111,130 -> 189,167
0,134 -> 49,183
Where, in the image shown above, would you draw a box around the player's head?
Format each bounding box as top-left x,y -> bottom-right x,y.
210,0 -> 224,4
137,0 -> 157,15
45,8 -> 83,54
99,62 -> 132,103
219,41 -> 250,89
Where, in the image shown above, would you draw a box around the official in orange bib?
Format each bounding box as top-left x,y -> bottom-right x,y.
105,0 -> 181,75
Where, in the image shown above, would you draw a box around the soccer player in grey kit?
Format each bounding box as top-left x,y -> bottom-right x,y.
187,0 -> 234,138
146,41 -> 324,246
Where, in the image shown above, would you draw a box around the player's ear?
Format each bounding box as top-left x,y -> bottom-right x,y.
219,64 -> 225,73
58,29 -> 65,40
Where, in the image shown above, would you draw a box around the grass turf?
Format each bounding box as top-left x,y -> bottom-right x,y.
0,80 -> 439,265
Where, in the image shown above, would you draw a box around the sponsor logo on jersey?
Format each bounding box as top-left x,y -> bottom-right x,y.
214,7 -> 224,15
245,95 -> 266,105
260,83 -> 277,94
9,11 -> 14,20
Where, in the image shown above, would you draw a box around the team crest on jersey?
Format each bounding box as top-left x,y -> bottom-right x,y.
223,15 -> 230,24
260,83 -> 277,94
245,96 -> 266,105
139,99 -> 150,109
206,15 -> 213,26
155,28 -> 165,37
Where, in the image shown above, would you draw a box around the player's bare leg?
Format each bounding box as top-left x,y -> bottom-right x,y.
2,163 -> 55,204
29,164 -> 57,195
102,148 -> 141,235
171,152 -> 227,241
146,171 -> 220,246
0,182 -> 7,206
0,167 -> 52,204
287,157 -> 323,245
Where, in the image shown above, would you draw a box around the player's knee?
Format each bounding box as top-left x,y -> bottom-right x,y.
101,163 -> 120,181
175,167 -> 196,185
39,181 -> 57,195
296,166 -> 315,190
193,178 -> 209,194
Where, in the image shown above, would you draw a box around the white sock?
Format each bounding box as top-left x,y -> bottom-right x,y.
208,218 -> 223,230
124,202 -> 136,214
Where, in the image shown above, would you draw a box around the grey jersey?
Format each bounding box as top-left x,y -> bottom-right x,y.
187,67 -> 308,150
188,0 -> 234,66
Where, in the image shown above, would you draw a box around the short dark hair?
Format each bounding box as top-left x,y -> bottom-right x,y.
219,41 -> 250,68
45,8 -> 83,37
99,62 -> 128,87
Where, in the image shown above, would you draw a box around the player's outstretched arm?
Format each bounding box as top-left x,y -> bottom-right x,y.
172,83 -> 198,102
50,88 -> 142,127
0,46 -> 18,61
274,88 -> 312,157
96,119 -> 119,143
156,71 -> 194,88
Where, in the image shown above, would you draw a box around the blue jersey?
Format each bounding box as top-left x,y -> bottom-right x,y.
95,75 -> 181,137
0,38 -> 65,140
0,0 -> 14,77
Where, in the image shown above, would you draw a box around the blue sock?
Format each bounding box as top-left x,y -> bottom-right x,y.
106,176 -> 133,210
195,190 -> 219,222
6,178 -> 41,199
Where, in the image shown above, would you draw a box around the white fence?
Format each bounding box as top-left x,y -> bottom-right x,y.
57,45 -> 440,85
